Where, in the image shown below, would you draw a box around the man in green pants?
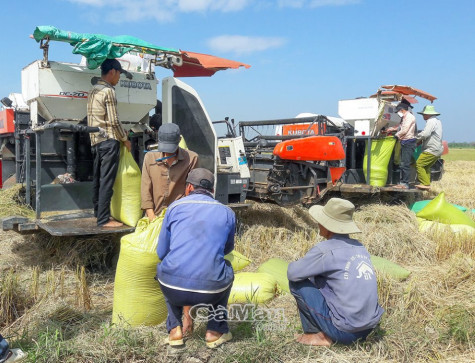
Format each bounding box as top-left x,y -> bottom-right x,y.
415,105 -> 443,190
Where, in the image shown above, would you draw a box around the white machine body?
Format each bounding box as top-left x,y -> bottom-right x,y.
22,60 -> 157,127
217,137 -> 251,179
338,97 -> 403,136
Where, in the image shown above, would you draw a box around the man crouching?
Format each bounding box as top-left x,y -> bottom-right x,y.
287,198 -> 383,346
155,168 -> 235,349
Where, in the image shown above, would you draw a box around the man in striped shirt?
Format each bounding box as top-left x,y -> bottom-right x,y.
386,101 -> 417,189
87,59 -> 131,227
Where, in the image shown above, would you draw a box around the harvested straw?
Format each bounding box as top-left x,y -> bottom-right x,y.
354,204 -> 436,264
0,268 -> 32,327
75,266 -> 93,311
27,232 -> 120,270
0,184 -> 34,218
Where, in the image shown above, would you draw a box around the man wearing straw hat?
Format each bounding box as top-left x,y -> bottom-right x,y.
414,105 -> 443,190
287,198 -> 383,346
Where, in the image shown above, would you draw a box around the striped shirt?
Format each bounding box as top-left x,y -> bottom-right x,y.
395,112 -> 416,141
87,79 -> 128,146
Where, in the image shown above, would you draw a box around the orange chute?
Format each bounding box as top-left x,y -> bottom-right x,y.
174,51 -> 251,77
380,85 -> 437,102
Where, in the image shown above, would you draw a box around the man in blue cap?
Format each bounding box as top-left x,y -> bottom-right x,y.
141,123 -> 198,221
156,168 -> 235,349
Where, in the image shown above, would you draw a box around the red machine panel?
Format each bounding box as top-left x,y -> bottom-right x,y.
0,109 -> 15,134
273,135 -> 345,161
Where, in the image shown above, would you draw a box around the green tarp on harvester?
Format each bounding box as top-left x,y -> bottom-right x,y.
33,26 -> 179,69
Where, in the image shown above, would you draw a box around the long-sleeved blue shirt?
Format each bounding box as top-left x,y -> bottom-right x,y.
156,192 -> 235,293
287,234 -> 384,333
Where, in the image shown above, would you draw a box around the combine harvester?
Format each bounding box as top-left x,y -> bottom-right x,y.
236,85 -> 445,206
0,26 -> 251,236
0,26 -> 446,235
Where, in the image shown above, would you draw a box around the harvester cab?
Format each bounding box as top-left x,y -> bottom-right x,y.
0,26 -> 250,236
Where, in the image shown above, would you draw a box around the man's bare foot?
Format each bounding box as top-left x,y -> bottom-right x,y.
183,306 -> 194,336
295,332 -> 332,346
102,220 -> 123,228
205,330 -> 222,343
170,326 -> 183,341
415,184 -> 431,190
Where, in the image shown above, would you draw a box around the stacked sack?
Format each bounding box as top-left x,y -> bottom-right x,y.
413,192 -> 475,235
223,251 -> 280,304
112,212 -> 168,327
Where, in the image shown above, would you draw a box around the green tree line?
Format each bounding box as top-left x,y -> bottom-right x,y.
448,142 -> 475,148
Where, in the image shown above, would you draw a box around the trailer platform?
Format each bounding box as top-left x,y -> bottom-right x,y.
336,184 -> 423,194
2,212 -> 135,236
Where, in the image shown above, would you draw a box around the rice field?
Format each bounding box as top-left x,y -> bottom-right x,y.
0,156 -> 474,362
442,148 -> 475,162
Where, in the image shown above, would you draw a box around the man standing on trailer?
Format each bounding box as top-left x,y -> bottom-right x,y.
386,100 -> 417,189
87,58 -> 131,228
415,105 -> 443,190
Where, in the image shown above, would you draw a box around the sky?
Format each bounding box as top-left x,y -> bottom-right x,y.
1,0 -> 474,142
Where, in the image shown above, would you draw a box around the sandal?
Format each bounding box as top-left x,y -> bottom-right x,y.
162,337 -> 184,346
206,332 -> 232,349
4,349 -> 27,363
162,326 -> 184,347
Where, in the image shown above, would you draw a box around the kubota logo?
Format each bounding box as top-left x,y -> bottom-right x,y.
120,80 -> 152,90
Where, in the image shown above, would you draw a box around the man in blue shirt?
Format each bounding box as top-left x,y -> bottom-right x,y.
156,168 -> 235,349
287,198 -> 384,346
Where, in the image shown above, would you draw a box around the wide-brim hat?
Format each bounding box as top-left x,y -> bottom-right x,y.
157,123 -> 181,153
417,105 -> 440,116
309,198 -> 361,234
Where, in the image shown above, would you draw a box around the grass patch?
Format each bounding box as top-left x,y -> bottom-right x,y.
438,305 -> 474,344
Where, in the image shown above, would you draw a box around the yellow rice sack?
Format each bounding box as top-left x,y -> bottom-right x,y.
111,145 -> 142,227
417,217 -> 475,236
363,137 -> 397,186
229,272 -> 278,304
416,192 -> 475,228
112,212 -> 167,327
225,250 -> 252,271
257,258 -> 290,293
370,255 -> 410,281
